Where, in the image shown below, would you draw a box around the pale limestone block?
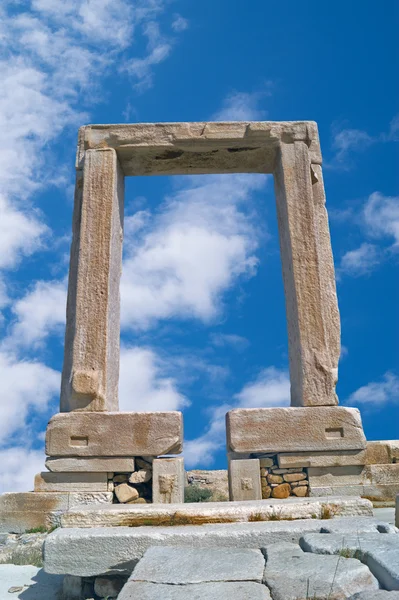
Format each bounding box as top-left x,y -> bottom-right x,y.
226,407 -> 366,454
363,484 -> 399,501
308,466 -> 364,487
283,472 -> 307,483
61,147 -> 124,412
129,470 -> 151,484
309,485 -> 365,497
274,142 -> 340,406
45,411 -> 183,456
45,457 -> 135,472
278,449 -> 366,469
80,121 -> 320,177
152,458 -> 184,504
365,442 -> 392,465
0,492 -> 112,533
362,464 -> 399,485
34,472 -> 108,492
228,459 -> 261,502
114,484 -> 139,503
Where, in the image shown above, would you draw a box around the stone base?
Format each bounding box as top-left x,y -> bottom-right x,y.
45,411 -> 183,457
44,514 -> 394,577
0,492 -> 113,534
226,407 -> 366,454
58,496 -> 372,529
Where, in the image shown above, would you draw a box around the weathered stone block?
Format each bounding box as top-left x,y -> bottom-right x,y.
114,484 -> 139,504
363,464 -> 399,485
274,143 -> 340,407
228,459 -> 261,501
308,466 -> 364,487
365,442 -> 392,465
46,411 -> 183,456
61,148 -> 124,412
0,492 -> 112,533
226,407 -> 366,454
46,456 -> 135,472
34,472 -> 108,492
152,458 -> 184,504
118,581 -> 271,600
278,449 -> 366,469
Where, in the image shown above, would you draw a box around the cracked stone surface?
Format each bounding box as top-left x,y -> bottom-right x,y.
301,533 -> 399,591
118,581 -> 272,599
263,542 -> 378,599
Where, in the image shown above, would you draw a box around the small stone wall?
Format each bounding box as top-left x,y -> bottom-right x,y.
258,456 -> 309,499
111,457 -> 153,504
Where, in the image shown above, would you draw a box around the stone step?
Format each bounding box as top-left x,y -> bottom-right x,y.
43,516 -> 394,577
59,496 -> 373,529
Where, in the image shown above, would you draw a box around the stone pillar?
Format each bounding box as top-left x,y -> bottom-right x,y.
274,140 -> 340,407
152,458 -> 185,504
61,148 -> 124,412
228,458 -> 261,501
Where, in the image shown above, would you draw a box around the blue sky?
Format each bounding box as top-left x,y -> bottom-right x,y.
0,0 -> 398,492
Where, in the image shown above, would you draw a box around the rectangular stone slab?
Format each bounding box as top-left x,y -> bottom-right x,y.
307,466 -> 364,487
0,492 -> 112,534
118,582 -> 270,600
34,472 -> 109,492
77,121 -> 322,176
45,457 -> 135,472
152,458 -> 184,504
278,450 -> 366,469
46,412 -> 183,457
226,407 -> 366,454
228,459 -> 262,501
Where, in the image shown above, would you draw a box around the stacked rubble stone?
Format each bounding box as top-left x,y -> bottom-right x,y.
258,457 -> 309,499
113,457 -> 153,504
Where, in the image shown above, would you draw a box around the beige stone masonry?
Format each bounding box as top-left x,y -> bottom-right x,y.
152,458 -> 185,504
45,457 -> 135,472
362,464 -> 399,485
307,466 -> 364,487
278,450 -> 366,469
61,148 -> 124,412
46,412 -> 183,457
226,407 -> 366,454
228,459 -> 262,502
274,142 -> 339,406
34,472 -> 109,492
365,441 -> 399,465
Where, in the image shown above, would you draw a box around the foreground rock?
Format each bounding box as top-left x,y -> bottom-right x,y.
0,533 -> 46,567
263,542 -> 378,599
301,533 -> 399,590
44,517 -> 393,577
118,546 -> 269,599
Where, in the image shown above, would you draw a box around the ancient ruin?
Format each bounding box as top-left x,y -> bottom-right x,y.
1,120 -> 398,536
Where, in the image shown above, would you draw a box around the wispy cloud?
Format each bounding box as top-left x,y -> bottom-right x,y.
185,367 -> 290,467
347,372 -> 399,407
213,90 -> 269,121
338,243 -> 380,278
171,14 -> 189,32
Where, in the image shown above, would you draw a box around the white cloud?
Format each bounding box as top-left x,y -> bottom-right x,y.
0,351 -> 59,446
338,243 -> 380,278
185,367 -> 290,467
340,345 -> 349,360
331,127 -> 373,163
4,279 -> 67,350
0,447 -> 46,493
347,372 -> 399,406
210,333 -> 249,350
121,174 -> 266,330
119,346 -> 189,412
124,21 -> 171,90
363,192 -> 399,246
171,14 -> 188,32
213,91 -> 268,121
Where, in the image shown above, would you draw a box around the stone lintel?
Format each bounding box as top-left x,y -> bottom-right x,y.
45,412 -> 183,457
307,466 -> 364,487
46,457 -> 135,473
228,458 -> 262,502
152,458 -> 184,504
76,121 -> 322,176
226,407 -> 366,454
34,472 -> 109,492
278,450 -> 366,469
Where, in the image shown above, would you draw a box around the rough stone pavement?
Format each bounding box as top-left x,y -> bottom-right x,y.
117,534 -> 399,600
